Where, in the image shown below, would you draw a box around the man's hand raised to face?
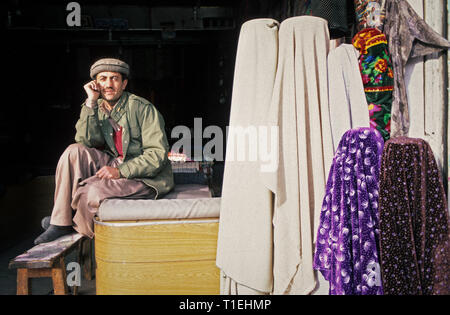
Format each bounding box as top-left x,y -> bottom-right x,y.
96,166 -> 120,180
84,80 -> 100,108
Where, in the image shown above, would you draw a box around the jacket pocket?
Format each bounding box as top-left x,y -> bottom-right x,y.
129,125 -> 141,139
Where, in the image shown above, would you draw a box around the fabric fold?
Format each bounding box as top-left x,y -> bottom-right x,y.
314,128 -> 384,295
216,18 -> 280,294
327,44 -> 370,152
261,16 -> 333,294
379,137 -> 450,295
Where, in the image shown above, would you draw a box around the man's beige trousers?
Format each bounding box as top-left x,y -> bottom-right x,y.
50,143 -> 155,238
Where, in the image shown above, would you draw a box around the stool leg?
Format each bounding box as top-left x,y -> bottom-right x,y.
71,239 -> 85,296
51,258 -> 68,295
82,238 -> 93,281
17,269 -> 31,295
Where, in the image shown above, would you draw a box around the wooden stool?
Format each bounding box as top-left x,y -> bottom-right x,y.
8,233 -> 92,295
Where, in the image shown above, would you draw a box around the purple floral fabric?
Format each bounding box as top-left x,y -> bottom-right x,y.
314,128 -> 384,295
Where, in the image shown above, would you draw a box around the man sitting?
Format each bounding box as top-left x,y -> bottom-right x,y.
34,58 -> 174,244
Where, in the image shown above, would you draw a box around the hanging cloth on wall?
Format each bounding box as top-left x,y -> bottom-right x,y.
238,1 -> 355,40
382,0 -> 450,137
274,0 -> 312,20
327,44 -> 370,152
352,28 -> 394,141
216,18 -> 279,295
309,0 -> 355,39
354,0 -> 386,30
260,16 -> 333,294
237,0 -> 310,25
378,137 -> 450,295
314,128 -> 385,295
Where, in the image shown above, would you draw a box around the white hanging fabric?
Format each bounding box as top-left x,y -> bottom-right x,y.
327,43 -> 370,152
216,18 -> 280,294
261,16 -> 333,294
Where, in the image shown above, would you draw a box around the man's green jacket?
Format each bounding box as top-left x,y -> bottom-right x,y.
74,91 -> 174,198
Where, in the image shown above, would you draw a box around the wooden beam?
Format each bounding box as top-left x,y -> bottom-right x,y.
406,0 -> 448,179
447,0 -> 450,198
424,0 -> 447,174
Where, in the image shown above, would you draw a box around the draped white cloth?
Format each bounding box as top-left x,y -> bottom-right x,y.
216,18 -> 280,294
327,44 -> 370,152
261,16 -> 333,294
217,16 -> 350,295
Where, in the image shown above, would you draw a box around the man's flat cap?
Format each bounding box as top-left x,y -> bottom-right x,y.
90,58 -> 130,79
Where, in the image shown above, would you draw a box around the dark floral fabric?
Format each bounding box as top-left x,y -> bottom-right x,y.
353,28 -> 393,142
378,137 -> 450,295
314,128 -> 385,295
237,0 -> 357,39
310,0 -> 355,38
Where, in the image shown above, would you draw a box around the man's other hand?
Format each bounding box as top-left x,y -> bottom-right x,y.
96,166 -> 120,179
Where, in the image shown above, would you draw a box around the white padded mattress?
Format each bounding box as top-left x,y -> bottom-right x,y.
97,184 -> 221,221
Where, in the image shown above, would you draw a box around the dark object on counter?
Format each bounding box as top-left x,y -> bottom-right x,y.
211,161 -> 224,197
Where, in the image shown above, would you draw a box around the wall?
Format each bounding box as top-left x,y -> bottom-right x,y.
406,0 -> 448,187
448,0 -> 450,205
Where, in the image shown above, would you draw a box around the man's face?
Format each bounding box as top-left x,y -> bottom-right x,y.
95,71 -> 128,102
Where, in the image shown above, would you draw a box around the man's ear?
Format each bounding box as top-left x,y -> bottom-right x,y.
122,79 -> 128,90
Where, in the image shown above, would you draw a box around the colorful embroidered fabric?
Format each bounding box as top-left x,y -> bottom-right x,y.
354,0 -> 386,30
314,128 -> 385,295
352,28 -> 393,141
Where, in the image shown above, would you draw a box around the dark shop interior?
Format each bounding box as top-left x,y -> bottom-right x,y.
3,0 -> 242,182
2,0 -> 335,251
1,0 -> 364,296
2,0 -> 449,298
3,0 -> 248,251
